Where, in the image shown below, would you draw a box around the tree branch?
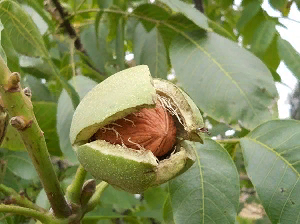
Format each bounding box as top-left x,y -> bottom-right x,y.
51,0 -> 83,51
50,0 -> 105,75
0,184 -> 46,212
0,57 -> 71,218
193,0 -> 204,13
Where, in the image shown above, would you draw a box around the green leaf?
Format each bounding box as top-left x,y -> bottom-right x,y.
144,186 -> 168,210
116,17 -> 125,71
95,0 -> 111,41
100,185 -> 140,210
0,0 -> 48,57
269,0 -> 286,10
240,10 -> 266,46
23,75 -> 53,102
1,123 -> 25,151
1,168 -> 21,192
134,23 -> 168,78
33,101 -> 62,156
94,11 -> 104,40
125,17 -> 138,42
0,1 -> 80,108
36,189 -> 51,209
163,194 -> 175,224
2,101 -> 61,156
158,14 -> 200,50
269,68 -> 281,83
240,120 -> 300,224
296,0 -> 300,10
168,140 -> 240,224
170,31 -> 278,130
215,0 -> 233,8
277,38 -> 300,80
78,60 -> 106,82
106,10 -> 120,41
209,121 -> 231,137
1,28 -> 20,73
57,76 -> 97,164
4,152 -> 38,180
97,0 -> 112,8
22,4 -> 49,35
20,56 -> 53,79
133,4 -> 171,31
81,24 -> 112,73
236,1 -> 261,32
263,34 -> 280,72
59,53 -> 73,80
22,56 -> 81,108
22,0 -> 54,31
251,20 -> 277,56
83,205 -> 124,222
208,20 -> 236,41
133,186 -> 168,222
159,0 -> 210,31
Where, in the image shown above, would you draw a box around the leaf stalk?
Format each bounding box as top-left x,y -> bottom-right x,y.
0,184 -> 45,212
0,205 -> 60,224
66,164 -> 87,204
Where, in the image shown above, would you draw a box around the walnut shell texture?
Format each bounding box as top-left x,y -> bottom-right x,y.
94,102 -> 177,157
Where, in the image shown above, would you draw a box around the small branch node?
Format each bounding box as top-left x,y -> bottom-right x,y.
5,72 -> 21,92
0,96 -> 5,108
80,179 -> 96,206
82,179 -> 96,193
10,72 -> 20,85
0,160 -> 7,183
0,160 -> 7,172
3,196 -> 16,205
197,127 -> 211,135
23,87 -> 32,99
10,116 -> 33,131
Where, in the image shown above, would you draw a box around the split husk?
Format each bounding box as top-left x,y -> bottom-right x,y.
70,65 -> 205,193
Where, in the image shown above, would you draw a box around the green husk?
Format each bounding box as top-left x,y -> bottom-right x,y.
70,65 -> 205,193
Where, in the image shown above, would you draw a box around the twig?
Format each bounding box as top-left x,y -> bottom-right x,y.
0,103 -> 8,146
216,138 -> 240,144
0,184 -> 46,212
0,57 -> 71,218
75,0 -> 87,12
70,40 -> 76,77
66,165 -> 87,204
193,0 -> 204,13
50,0 -> 105,75
240,174 -> 250,181
51,0 -> 83,52
0,205 -> 58,224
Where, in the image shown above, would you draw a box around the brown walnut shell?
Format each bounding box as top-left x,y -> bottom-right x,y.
93,101 -> 177,157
